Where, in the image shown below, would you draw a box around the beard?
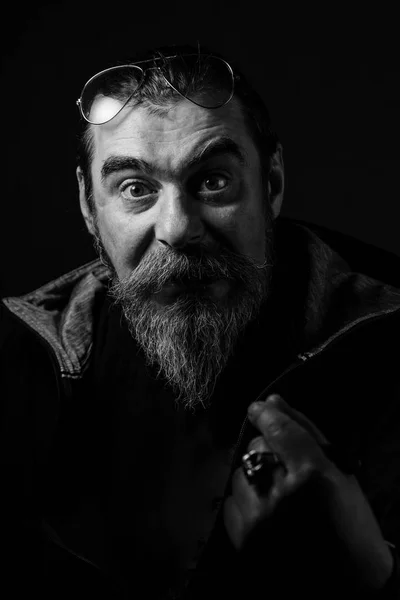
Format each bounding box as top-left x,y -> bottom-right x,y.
92,210 -> 275,412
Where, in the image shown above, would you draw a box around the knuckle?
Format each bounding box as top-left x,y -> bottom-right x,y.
285,462 -> 318,489
258,412 -> 291,436
247,435 -> 270,453
298,461 -> 317,479
264,417 -> 287,435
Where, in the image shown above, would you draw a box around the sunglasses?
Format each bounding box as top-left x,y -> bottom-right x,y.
76,54 -> 236,125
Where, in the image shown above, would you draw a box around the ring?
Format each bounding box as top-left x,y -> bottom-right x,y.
241,449 -> 281,488
241,445 -> 361,489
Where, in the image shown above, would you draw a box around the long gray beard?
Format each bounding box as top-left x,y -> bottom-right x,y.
94,223 -> 274,412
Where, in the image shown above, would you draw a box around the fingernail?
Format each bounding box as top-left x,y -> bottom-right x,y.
266,394 -> 282,403
247,401 -> 265,416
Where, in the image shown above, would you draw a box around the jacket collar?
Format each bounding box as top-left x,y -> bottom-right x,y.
2,258 -> 109,378
2,219 -> 400,379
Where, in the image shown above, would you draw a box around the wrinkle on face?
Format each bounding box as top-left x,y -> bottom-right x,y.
86,98 -> 274,410
91,98 -> 258,190
89,98 -> 266,278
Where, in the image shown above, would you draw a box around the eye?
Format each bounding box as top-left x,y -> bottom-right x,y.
199,173 -> 230,193
120,180 -> 155,200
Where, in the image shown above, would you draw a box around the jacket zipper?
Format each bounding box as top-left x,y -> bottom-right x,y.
5,302 -> 400,575
41,519 -> 102,571
186,306 -> 400,590
227,306 -> 400,487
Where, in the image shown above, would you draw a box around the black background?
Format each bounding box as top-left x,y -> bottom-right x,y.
1,2 -> 399,297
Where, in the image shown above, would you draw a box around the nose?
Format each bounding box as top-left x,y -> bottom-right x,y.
155,186 -> 206,249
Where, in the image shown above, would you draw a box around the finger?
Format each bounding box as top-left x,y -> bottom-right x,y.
230,456 -> 286,538
223,495 -> 245,551
249,395 -> 330,446
231,462 -> 263,519
247,435 -> 273,454
247,396 -> 330,478
233,434 -> 283,516
271,395 -> 330,445
244,436 -> 283,495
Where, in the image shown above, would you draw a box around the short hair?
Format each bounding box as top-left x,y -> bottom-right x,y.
76,43 -> 279,212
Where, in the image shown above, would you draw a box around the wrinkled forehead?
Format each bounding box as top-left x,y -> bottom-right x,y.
89,98 -> 259,172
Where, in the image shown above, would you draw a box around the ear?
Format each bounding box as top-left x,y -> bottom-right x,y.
268,143 -> 284,219
77,166 -> 95,236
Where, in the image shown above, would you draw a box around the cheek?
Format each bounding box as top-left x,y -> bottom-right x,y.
95,206 -> 141,273
237,174 -> 268,260
240,213 -> 266,261
224,198 -> 266,262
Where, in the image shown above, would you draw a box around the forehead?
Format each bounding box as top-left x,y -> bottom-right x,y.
90,98 -> 259,172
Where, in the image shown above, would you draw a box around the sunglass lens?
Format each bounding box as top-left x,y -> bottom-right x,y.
81,65 -> 143,124
162,55 -> 233,108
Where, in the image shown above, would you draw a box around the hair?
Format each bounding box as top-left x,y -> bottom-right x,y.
76,43 -> 280,213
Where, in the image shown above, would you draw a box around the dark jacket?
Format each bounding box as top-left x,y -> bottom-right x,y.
1,217 -> 400,599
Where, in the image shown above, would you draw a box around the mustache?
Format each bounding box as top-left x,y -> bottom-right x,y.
116,243 -> 272,296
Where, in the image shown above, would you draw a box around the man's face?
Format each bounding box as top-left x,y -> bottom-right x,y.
79,97 -> 279,411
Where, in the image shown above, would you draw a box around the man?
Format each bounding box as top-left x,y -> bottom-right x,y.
1,45 -> 400,599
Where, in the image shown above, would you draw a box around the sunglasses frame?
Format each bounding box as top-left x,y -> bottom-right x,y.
76,54 -> 236,125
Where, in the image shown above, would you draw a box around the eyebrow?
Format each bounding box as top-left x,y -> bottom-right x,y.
100,136 -> 247,183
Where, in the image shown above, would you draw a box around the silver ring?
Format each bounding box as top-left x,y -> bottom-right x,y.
241,449 -> 280,480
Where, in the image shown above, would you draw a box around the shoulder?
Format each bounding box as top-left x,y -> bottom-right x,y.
278,217 -> 400,289
0,299 -> 41,357
0,259 -> 110,379
0,299 -> 57,395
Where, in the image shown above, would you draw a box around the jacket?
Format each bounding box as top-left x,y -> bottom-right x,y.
1,217 -> 400,598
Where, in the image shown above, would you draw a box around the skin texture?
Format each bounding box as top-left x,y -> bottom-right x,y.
80,98 -> 281,277
224,395 -> 394,591
77,97 -> 284,410
77,95 -> 393,590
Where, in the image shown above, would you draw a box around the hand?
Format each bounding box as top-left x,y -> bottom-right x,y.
223,394 -> 394,592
